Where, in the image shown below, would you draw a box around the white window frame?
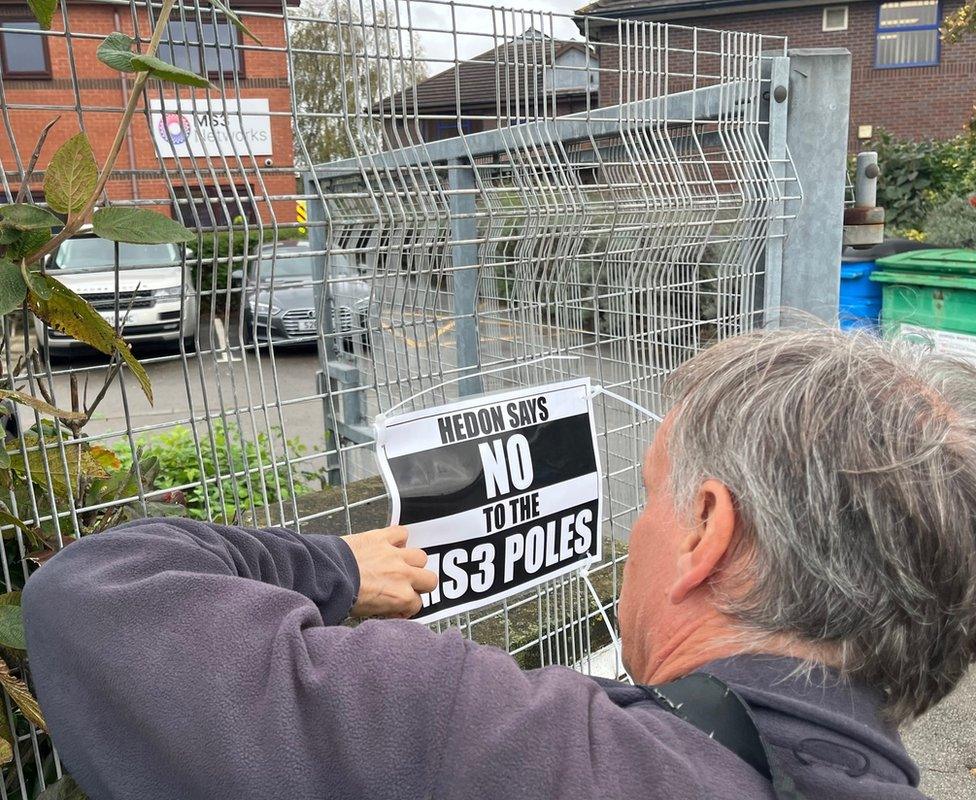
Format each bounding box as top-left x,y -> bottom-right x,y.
822,5 -> 849,31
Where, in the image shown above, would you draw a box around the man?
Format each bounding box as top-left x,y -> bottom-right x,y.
23,328 -> 976,799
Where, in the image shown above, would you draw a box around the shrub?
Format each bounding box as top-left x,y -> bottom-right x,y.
192,224 -> 308,305
117,420 -> 311,521
922,196 -> 976,249
869,127 -> 976,231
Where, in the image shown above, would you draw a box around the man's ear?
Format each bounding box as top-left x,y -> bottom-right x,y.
668,479 -> 736,605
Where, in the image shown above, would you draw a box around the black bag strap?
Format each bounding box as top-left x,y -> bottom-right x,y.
640,673 -> 808,800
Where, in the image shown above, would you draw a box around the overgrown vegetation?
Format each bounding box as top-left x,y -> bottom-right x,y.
116,420 -> 313,522
869,125 -> 976,233
194,222 -> 307,301
0,0 -> 263,795
943,0 -> 976,44
922,196 -> 976,248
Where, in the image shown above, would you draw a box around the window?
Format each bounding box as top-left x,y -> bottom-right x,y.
0,20 -> 50,78
432,119 -> 474,140
822,6 -> 849,31
53,239 -> 180,271
160,19 -> 242,79
172,185 -> 253,229
875,0 -> 940,68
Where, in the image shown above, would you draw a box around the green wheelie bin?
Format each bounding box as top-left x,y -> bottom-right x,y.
870,248 -> 976,362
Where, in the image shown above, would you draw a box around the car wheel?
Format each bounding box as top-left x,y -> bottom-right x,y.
181,336 -> 197,354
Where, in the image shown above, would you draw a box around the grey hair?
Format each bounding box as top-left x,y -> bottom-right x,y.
664,326 -> 976,724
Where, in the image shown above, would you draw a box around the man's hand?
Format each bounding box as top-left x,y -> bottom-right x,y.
341,527 -> 437,619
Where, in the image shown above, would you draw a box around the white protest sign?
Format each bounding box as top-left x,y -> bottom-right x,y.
374,378 -> 603,623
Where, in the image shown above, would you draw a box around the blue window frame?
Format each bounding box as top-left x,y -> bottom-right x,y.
875,0 -> 940,68
433,119 -> 474,139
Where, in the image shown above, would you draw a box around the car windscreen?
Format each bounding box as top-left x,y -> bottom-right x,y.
254,255 -> 314,281
53,239 -> 181,271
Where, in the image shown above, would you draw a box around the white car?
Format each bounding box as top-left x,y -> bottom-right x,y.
34,232 -> 198,356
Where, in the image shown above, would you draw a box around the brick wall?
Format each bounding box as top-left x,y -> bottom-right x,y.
591,0 -> 976,147
0,2 -> 296,223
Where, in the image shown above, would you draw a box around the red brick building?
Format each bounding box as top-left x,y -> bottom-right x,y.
0,0 -> 296,226
577,0 -> 976,146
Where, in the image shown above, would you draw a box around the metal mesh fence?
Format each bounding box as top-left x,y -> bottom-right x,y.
0,0 -> 796,794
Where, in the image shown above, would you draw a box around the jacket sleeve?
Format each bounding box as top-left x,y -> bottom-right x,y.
21,518 -> 696,800
21,518 -> 473,799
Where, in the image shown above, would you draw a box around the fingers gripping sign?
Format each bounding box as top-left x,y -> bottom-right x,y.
341,527 -> 438,619
374,379 -> 603,623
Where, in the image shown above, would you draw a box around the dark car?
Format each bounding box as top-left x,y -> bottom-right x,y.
240,242 -> 371,353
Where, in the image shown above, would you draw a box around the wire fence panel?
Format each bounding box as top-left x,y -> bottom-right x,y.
0,0 -> 795,794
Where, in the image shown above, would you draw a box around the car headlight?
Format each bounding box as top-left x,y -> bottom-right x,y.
251,301 -> 280,316
154,285 -> 183,299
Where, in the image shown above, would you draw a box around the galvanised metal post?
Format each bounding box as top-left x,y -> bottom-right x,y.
854,151 -> 879,208
304,173 -> 342,484
780,48 -> 852,325
761,55 -> 791,329
447,160 -> 484,397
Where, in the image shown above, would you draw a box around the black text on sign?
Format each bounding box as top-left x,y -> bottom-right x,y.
375,379 -> 602,623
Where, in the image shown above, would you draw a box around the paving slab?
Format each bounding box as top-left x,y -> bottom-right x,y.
905,669 -> 976,799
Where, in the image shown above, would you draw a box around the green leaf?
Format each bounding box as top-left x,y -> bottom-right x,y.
209,0 -> 262,45
21,263 -> 51,300
96,31 -> 135,72
129,54 -> 215,89
27,0 -> 57,30
92,207 -> 195,245
0,507 -> 35,541
27,274 -> 153,403
0,593 -> 20,607
7,433 -> 110,507
37,775 -> 88,800
141,500 -> 188,518
44,133 -> 98,216
0,204 -> 61,231
0,606 -> 25,650
8,434 -> 78,501
0,388 -> 85,421
0,261 -> 27,316
7,229 -> 51,262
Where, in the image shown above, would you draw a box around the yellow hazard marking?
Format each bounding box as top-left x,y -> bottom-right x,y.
391,319 -> 456,349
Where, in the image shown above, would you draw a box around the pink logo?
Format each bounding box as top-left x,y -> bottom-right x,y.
158,112 -> 191,146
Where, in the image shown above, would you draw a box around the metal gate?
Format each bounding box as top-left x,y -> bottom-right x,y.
0,0 -> 851,794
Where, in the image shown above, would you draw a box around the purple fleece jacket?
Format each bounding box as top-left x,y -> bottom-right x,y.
22,518 -> 927,800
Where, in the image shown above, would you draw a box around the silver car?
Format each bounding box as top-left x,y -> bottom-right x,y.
35,231 -> 198,357
240,241 -> 371,354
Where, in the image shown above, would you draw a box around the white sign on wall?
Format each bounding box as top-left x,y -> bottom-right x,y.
375,379 -> 603,623
149,98 -> 272,158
